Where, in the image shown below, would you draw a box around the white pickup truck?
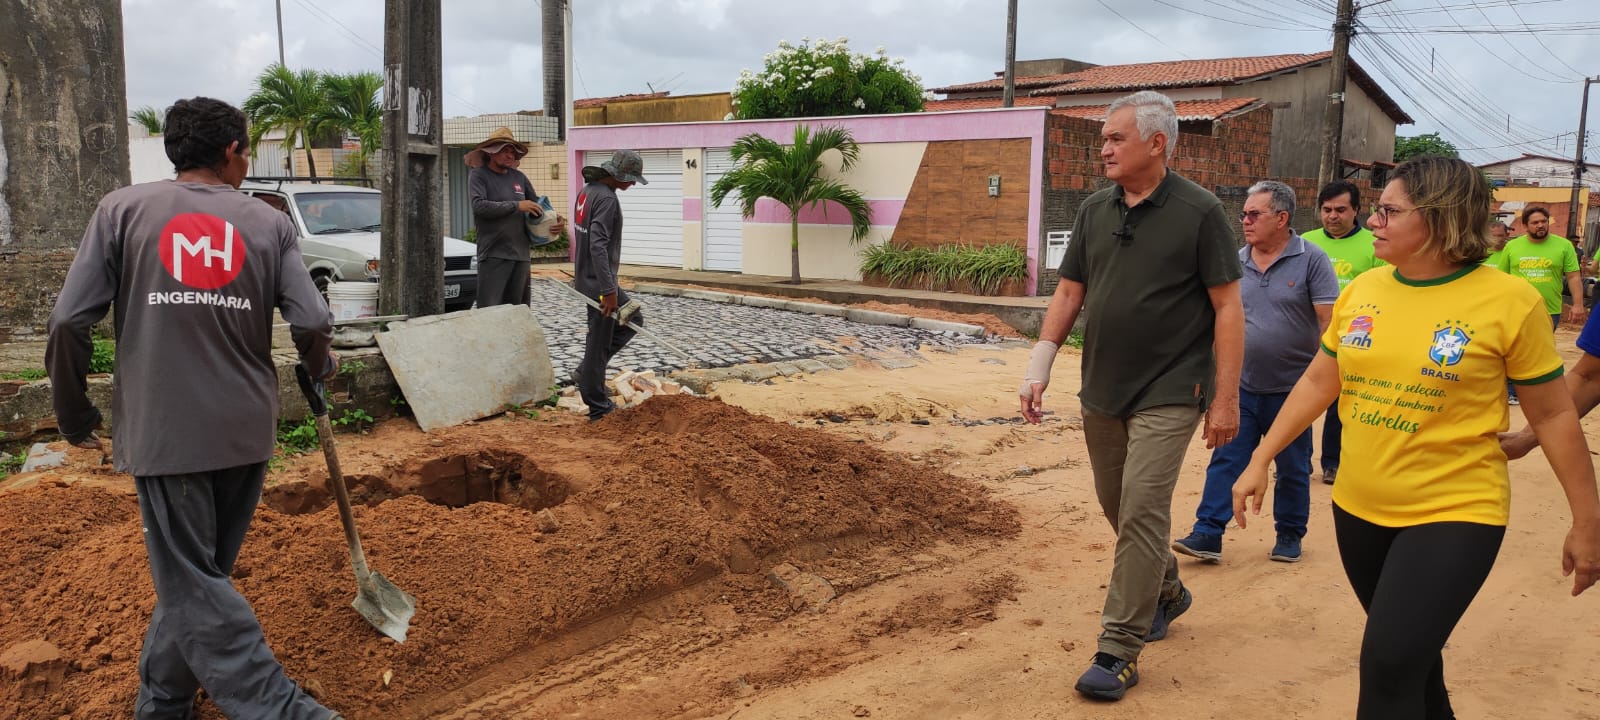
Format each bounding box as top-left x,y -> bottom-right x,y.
240,181 -> 480,312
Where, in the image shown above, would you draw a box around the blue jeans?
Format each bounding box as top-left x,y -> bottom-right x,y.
1192,388 -> 1313,539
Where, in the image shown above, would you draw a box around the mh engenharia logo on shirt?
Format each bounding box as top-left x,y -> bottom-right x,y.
150,213 -> 254,310
1340,306 -> 1379,350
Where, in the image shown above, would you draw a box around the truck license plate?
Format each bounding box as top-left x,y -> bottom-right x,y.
444,284 -> 461,299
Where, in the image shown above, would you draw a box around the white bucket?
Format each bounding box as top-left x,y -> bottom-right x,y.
326,281 -> 380,321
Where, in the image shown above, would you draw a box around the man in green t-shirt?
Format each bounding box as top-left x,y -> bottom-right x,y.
1299,181 -> 1382,486
1497,205 -> 1584,327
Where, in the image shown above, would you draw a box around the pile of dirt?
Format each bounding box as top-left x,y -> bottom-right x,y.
0,395 -> 1017,719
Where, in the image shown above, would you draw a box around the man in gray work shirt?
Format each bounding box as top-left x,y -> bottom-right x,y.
1172,180 -> 1339,565
47,97 -> 341,719
466,126 -> 564,307
572,150 -> 649,420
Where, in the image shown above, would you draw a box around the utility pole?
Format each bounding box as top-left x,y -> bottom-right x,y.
1568,76 -> 1596,240
1001,0 -> 1017,108
379,0 -> 444,317
1317,0 -> 1356,189
275,0 -> 285,66
542,0 -> 565,139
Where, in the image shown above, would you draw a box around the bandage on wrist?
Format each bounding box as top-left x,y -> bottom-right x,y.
1020,340 -> 1060,396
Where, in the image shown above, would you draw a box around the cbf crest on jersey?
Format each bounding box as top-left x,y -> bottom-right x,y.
1428,322 -> 1473,368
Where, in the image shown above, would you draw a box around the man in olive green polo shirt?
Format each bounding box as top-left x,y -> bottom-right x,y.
1301,180 -> 1382,486
1019,90 -> 1243,702
1498,205 -> 1585,328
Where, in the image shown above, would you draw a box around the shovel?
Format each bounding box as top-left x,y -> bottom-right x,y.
294,364 -> 417,643
544,275 -> 698,367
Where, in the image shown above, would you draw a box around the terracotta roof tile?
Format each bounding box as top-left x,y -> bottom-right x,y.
931,53 -> 1331,94
923,96 -> 1058,111
1048,97 -> 1261,122
930,52 -> 1411,125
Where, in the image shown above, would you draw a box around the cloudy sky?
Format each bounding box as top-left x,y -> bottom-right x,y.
121,0 -> 1598,163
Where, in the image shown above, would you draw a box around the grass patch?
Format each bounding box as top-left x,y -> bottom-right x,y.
860,242 -> 1027,294
1,368 -> 47,381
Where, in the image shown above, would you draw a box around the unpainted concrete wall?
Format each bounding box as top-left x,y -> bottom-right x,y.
0,0 -> 130,340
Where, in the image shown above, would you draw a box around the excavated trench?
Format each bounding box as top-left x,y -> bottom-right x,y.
261,449 -> 569,516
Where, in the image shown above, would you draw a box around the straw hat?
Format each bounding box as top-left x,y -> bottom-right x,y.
464,127 -> 529,168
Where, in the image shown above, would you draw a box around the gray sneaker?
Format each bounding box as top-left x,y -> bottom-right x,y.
1075,652 -> 1139,701
1144,583 -> 1193,642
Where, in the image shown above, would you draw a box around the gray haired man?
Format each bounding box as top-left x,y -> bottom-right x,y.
573,150 -> 649,420
1172,181 -> 1339,565
1019,90 -> 1244,701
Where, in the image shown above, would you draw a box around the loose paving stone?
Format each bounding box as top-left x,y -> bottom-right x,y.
524,285 -> 998,381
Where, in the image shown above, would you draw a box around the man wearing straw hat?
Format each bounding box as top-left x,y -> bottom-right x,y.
466,126 -> 564,307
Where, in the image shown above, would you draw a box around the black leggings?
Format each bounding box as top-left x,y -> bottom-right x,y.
1332,504 -> 1506,720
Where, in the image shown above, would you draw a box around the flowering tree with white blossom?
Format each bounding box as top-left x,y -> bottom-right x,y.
731,37 -> 925,120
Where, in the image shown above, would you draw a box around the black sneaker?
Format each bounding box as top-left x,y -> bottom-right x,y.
1075,651 -> 1139,701
1145,583 -> 1193,642
1322,466 -> 1338,486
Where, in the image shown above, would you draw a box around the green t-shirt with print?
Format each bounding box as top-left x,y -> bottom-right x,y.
1496,234 -> 1578,313
1302,226 -> 1384,291
1482,247 -> 1506,269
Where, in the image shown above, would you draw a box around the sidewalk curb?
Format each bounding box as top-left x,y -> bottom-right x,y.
630,283 -> 987,337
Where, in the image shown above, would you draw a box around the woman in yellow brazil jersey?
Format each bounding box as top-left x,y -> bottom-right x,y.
1229,156 -> 1600,719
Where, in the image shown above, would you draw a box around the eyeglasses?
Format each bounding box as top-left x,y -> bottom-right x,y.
1239,209 -> 1285,223
1370,204 -> 1434,225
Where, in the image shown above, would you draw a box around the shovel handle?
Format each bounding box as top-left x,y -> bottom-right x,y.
295,364 -> 329,418
294,364 -> 374,581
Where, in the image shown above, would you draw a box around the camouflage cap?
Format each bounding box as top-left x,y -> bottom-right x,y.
599,149 -> 649,185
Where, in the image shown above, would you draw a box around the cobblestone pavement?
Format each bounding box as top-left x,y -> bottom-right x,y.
526,282 -> 1001,381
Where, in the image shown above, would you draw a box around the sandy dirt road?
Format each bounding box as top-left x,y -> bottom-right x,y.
4,337 -> 1598,719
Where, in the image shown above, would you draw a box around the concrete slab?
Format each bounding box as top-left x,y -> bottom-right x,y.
844,308 -> 912,327
908,317 -> 987,337
782,301 -> 848,317
376,305 -> 554,432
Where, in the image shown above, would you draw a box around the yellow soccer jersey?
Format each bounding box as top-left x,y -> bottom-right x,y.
1319,264 -> 1564,527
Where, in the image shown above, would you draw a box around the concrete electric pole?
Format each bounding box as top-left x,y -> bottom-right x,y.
275,0 -> 285,66
1569,76 -> 1595,240
1317,0 -> 1356,189
542,0 -> 565,139
1002,0 -> 1017,108
379,0 -> 445,317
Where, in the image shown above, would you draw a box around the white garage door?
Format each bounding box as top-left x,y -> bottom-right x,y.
582,150 -> 683,267
702,148 -> 745,272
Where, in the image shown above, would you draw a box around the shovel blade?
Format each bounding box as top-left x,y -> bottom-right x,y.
352,569 -> 417,643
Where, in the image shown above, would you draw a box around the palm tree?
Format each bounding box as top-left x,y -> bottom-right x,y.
314,71 -> 384,177
130,105 -> 164,135
708,124 -> 872,284
243,63 -> 325,180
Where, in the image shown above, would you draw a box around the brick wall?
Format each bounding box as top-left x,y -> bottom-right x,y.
1038,107 -> 1378,295
894,139 -> 1031,249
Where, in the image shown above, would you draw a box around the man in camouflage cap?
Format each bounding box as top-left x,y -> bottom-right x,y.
572,150 -> 647,420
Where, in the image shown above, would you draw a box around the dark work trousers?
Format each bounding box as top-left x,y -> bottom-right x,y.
1320,402 -> 1342,473
476,257 -> 531,307
134,463 -> 331,720
1333,503 -> 1505,720
577,300 -> 640,420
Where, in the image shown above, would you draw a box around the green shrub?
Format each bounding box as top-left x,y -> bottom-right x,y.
859,242 -> 1027,294
1,368 -> 47,381
276,415 -> 319,454
90,338 -> 115,374
732,37 -> 925,120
